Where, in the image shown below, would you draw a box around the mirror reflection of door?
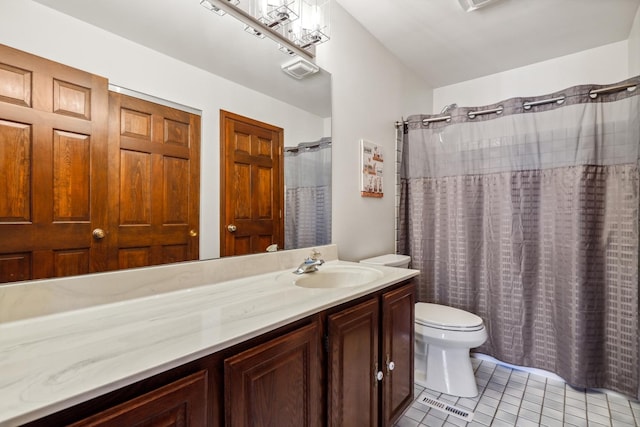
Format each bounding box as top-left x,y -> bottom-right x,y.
220,110 -> 284,257
0,45 -> 200,284
108,92 -> 200,270
0,44 -> 109,283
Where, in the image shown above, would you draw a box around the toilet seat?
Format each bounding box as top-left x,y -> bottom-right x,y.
415,303 -> 484,332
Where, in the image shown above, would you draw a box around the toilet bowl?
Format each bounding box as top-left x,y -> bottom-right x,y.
415,303 -> 487,397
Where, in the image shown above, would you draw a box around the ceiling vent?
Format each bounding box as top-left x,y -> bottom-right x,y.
281,57 -> 319,80
458,0 -> 500,12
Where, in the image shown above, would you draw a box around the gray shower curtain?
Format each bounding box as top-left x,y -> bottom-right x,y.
399,77 -> 640,399
284,138 -> 332,249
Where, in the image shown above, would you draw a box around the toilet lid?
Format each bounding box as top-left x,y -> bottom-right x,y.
415,303 -> 484,331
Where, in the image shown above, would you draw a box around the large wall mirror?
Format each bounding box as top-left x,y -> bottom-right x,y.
14,0 -> 331,276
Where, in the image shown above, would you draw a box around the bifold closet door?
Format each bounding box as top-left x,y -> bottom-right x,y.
0,44 -> 109,283
107,92 -> 200,270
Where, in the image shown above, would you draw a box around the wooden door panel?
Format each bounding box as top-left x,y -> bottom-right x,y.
0,63 -> 32,107
221,110 -> 283,256
163,157 -> 189,223
52,79 -> 92,120
328,298 -> 380,427
119,150 -> 152,225
0,253 -> 30,283
0,119 -> 31,221
68,371 -> 207,427
224,322 -> 321,427
164,118 -> 190,146
381,284 -> 415,427
108,93 -> 200,270
0,44 -> 109,283
53,131 -> 91,221
118,248 -> 150,270
53,249 -> 90,277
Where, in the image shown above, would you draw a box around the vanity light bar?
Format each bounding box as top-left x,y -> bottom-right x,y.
205,0 -> 315,60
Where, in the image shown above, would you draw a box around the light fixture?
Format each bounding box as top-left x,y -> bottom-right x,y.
200,0 -> 330,59
458,0 -> 501,12
200,0 -> 240,16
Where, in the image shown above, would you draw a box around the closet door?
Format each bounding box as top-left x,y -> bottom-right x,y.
0,44 -> 109,283
107,93 -> 200,269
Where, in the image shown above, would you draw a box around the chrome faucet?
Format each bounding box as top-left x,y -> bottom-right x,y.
293,249 -> 325,274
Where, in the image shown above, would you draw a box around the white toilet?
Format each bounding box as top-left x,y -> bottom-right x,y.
359,253 -> 411,269
415,302 -> 487,397
360,253 -> 487,398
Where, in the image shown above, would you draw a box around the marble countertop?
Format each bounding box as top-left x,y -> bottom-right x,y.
0,259 -> 419,426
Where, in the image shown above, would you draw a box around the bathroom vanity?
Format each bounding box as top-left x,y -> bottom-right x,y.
0,245 -> 419,426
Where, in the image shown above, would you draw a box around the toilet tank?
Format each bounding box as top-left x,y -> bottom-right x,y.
360,254 -> 411,268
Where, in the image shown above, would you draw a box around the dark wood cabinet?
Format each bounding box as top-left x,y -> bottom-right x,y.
27,280 -> 415,427
381,284 -> 415,426
68,370 -> 207,427
224,321 -> 322,427
327,297 -> 380,426
327,283 -> 415,427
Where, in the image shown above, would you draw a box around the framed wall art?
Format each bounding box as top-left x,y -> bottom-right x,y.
360,139 -> 383,198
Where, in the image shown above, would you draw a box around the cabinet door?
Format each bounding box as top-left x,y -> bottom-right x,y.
68,370 -> 207,426
381,283 -> 415,426
224,322 -> 321,427
327,298 -> 380,427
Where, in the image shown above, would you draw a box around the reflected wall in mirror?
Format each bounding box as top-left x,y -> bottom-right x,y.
0,0 -> 331,283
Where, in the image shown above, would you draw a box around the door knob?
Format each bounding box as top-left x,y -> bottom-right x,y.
189,229 -> 198,237
227,224 -> 237,232
92,228 -> 106,240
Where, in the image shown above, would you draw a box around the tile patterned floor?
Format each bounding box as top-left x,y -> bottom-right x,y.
396,358 -> 640,427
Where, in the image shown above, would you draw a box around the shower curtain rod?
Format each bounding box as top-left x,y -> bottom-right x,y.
284,139 -> 332,153
394,81 -> 638,128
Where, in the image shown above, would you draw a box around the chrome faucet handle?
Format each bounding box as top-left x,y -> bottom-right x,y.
309,249 -> 321,260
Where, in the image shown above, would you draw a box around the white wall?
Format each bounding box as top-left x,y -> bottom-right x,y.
315,3 -> 432,261
630,5 -> 640,76
0,0 -> 326,260
433,41 -> 630,110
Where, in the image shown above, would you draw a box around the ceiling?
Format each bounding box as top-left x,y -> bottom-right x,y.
32,0 -> 640,98
336,0 -> 640,87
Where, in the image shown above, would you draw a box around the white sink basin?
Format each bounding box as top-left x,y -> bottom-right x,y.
293,265 -> 383,289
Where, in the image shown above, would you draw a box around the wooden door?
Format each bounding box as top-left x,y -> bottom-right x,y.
220,110 -> 283,256
68,371 -> 207,426
327,298 -> 380,427
0,44 -> 109,283
381,284 -> 415,427
224,322 -> 321,427
108,92 -> 200,270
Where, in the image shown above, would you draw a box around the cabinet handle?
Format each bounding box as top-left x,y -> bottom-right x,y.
376,370 -> 384,381
386,354 -> 395,373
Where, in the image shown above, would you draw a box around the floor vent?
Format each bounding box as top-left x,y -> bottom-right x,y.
418,392 -> 474,422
